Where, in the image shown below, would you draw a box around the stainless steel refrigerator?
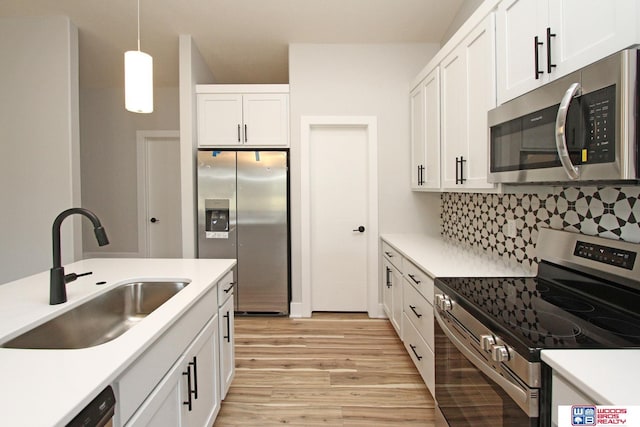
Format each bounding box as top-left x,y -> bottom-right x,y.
197,149 -> 289,315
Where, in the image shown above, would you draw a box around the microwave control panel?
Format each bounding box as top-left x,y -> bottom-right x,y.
583,84 -> 616,164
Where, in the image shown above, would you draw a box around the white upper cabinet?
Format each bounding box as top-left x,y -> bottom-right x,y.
197,85 -> 289,147
441,14 -> 497,191
410,67 -> 440,190
497,0 -> 638,104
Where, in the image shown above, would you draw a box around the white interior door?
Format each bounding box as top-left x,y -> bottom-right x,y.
308,123 -> 372,312
137,131 -> 182,258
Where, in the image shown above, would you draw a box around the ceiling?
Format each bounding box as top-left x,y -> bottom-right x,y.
0,0 -> 468,88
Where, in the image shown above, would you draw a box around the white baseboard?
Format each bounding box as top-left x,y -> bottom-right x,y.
289,302 -> 310,318
369,303 -> 387,319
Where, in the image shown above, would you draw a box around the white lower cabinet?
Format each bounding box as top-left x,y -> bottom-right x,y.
402,313 -> 435,394
219,293 -> 235,399
380,239 -> 435,397
116,270 -> 236,427
382,256 -> 403,336
126,315 -> 220,427
551,370 -> 597,427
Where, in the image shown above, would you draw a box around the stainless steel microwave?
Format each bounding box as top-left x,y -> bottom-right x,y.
488,48 -> 639,184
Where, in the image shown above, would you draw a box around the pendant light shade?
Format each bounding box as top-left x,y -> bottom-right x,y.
124,0 -> 153,113
125,50 -> 153,113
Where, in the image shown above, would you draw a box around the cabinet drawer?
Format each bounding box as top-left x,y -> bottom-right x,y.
217,270 -> 235,307
403,261 -> 434,304
403,280 -> 434,350
402,313 -> 435,396
381,241 -> 401,269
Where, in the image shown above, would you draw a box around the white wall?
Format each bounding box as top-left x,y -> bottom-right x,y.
289,43 -> 442,305
178,35 -> 215,258
80,87 -> 180,255
0,16 -> 81,284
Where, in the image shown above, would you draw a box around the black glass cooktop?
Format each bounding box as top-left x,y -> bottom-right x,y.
435,261 -> 640,358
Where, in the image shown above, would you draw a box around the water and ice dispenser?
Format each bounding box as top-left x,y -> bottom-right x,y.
205,199 -> 229,238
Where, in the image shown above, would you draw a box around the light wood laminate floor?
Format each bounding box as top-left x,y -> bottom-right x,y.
213,313 -> 435,426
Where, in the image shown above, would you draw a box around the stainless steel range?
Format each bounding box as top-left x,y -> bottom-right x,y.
434,227 -> 640,427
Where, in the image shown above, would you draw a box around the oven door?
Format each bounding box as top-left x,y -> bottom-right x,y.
434,310 -> 538,427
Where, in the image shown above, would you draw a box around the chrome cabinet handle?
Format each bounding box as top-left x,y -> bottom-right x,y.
555,82 -> 581,180
385,267 -> 392,288
237,124 -> 241,142
244,124 -> 248,142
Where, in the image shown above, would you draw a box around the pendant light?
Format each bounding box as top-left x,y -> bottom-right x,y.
124,0 -> 153,113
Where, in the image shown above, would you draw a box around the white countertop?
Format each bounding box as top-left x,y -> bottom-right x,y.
381,233 -> 535,277
542,349 -> 640,405
0,258 -> 235,427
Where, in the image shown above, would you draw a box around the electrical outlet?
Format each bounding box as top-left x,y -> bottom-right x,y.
506,219 -> 517,238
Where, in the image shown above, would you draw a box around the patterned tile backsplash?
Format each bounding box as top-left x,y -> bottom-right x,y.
440,186 -> 640,269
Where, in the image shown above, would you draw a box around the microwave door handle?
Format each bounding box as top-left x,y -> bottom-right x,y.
555,82 -> 581,180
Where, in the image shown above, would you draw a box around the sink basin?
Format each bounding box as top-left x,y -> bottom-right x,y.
1,281 -> 189,349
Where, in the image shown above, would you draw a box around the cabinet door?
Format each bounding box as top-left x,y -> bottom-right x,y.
496,0 -> 549,104
441,15 -> 497,191
382,258 -> 394,321
549,0 -> 637,77
197,94 -> 243,146
463,14 -> 498,190
219,294 -> 235,399
410,84 -> 426,190
411,68 -> 441,191
181,315 -> 220,427
242,93 -> 289,146
125,364 -> 182,427
440,46 -> 467,190
390,265 -> 403,337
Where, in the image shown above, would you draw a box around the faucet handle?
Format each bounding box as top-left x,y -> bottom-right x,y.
64,271 -> 93,283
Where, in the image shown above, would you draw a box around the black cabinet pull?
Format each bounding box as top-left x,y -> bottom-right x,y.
546,27 -> 556,74
237,124 -> 241,142
189,356 -> 198,400
182,366 -> 193,411
384,251 -> 393,258
409,305 -> 422,318
407,274 -> 421,285
244,124 -> 248,142
224,282 -> 235,293
534,36 -> 544,79
386,267 -> 392,288
455,156 -> 467,184
224,311 -> 231,343
409,344 -> 423,361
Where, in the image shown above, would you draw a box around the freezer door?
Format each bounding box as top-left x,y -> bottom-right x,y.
197,150 -> 237,260
236,151 -> 289,314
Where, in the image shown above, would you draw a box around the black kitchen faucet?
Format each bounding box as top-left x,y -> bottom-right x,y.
50,208 -> 109,305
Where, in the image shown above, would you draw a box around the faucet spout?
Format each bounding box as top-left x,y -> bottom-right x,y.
50,208 -> 109,305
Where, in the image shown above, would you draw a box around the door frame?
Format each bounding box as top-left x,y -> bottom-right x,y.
136,130 -> 181,257
300,116 -> 379,318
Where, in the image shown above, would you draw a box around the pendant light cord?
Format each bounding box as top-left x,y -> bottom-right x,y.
137,0 -> 141,51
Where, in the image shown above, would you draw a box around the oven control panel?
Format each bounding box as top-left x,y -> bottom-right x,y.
574,240 -> 637,270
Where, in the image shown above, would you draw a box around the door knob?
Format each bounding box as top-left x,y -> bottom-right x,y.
353,226 -> 365,233
150,217 -> 159,223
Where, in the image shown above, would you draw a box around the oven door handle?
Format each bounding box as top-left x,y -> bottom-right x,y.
555,82 -> 581,180
434,310 -> 538,418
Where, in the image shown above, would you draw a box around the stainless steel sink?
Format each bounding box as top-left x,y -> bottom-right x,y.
1,281 -> 189,349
